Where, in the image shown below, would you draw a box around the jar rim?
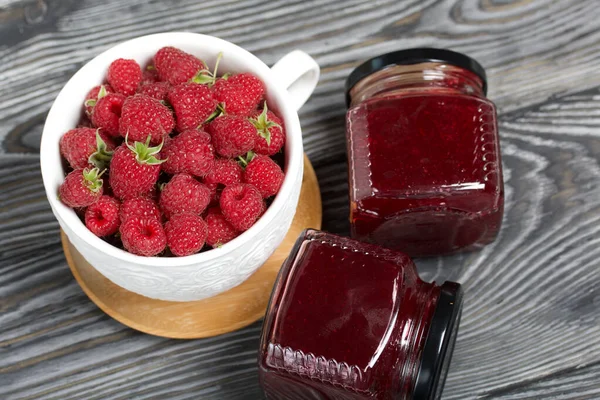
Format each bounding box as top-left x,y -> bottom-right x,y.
345,48 -> 488,105
412,281 -> 464,399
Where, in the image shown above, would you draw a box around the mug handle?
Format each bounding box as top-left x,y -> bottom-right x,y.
270,50 -> 320,111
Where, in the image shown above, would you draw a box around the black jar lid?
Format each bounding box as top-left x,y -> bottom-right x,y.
413,281 -> 464,400
345,48 -> 487,105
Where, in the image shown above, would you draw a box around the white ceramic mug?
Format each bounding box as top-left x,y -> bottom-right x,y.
40,32 -> 319,302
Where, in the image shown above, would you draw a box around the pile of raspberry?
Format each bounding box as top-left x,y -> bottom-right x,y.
58,47 -> 286,257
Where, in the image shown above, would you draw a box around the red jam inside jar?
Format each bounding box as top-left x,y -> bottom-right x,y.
345,48 -> 504,256
258,229 -> 463,399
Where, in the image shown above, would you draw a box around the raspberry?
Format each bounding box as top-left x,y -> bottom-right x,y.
109,139 -> 164,200
204,158 -> 243,187
142,66 -> 159,84
165,213 -> 207,256
91,93 -> 125,137
244,156 -> 284,198
213,73 -> 265,115
84,84 -> 113,116
120,196 -> 161,223
208,115 -> 255,158
162,130 -> 214,177
138,81 -> 170,101
205,182 -> 219,205
107,58 -> 142,96
147,186 -> 160,202
85,195 -> 120,236
120,216 -> 166,256
59,168 -> 104,208
154,46 -> 206,86
250,104 -> 285,156
205,208 -> 239,247
159,174 -> 211,219
203,158 -> 242,204
60,128 -> 115,170
220,183 -> 264,231
167,83 -> 217,132
119,94 -> 175,144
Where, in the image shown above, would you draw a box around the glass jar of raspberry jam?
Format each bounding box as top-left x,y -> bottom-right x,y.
258,229 -> 463,400
345,48 -> 504,256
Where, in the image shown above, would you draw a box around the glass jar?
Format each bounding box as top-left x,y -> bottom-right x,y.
345,48 -> 504,256
258,229 -> 463,399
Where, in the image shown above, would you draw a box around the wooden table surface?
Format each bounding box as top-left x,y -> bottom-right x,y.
2,0 -> 600,399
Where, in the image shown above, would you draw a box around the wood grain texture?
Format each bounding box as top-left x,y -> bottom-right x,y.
1,0 -> 600,399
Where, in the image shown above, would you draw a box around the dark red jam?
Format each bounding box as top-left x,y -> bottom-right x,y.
258,229 -> 463,399
345,49 -> 504,256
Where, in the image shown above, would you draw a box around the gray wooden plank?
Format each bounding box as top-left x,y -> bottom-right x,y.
1,0 -> 600,399
483,362 -> 600,400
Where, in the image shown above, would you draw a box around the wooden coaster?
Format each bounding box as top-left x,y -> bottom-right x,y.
61,155 -> 322,339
